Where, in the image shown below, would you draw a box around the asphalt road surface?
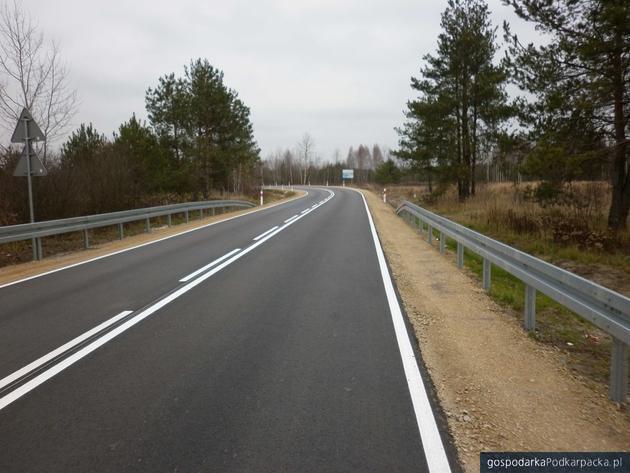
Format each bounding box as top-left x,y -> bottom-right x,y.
0,187 -> 456,473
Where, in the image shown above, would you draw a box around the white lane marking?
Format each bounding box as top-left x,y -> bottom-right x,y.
357,190 -> 452,473
0,190 -> 335,411
179,248 -> 242,283
0,311 -> 133,391
0,192 -> 309,290
253,226 -> 279,241
284,215 -> 298,223
300,209 -> 309,214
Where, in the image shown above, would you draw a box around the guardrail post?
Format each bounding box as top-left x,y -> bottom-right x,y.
524,285 -> 536,331
610,338 -> 628,403
200,209 -> 204,219
427,225 -> 433,245
145,218 -> 150,233
418,217 -> 423,233
439,232 -> 445,254
185,210 -> 189,223
483,259 -> 491,291
211,207 -> 215,216
36,238 -> 43,260
118,223 -> 124,239
167,214 -> 172,227
30,238 -> 37,261
457,243 -> 464,268
83,230 -> 90,249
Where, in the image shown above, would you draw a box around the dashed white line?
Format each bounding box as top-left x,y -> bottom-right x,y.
179,248 -> 242,282
0,192 -> 308,290
284,215 -> 299,223
253,226 -> 279,241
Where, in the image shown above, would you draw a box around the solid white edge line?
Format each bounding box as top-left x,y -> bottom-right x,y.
0,189 -> 336,411
356,190 -> 452,473
0,192 -> 309,290
179,248 -> 242,283
253,226 -> 279,241
0,310 -> 133,391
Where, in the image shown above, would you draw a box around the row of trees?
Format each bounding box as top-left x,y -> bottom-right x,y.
1,59 -> 260,224
396,0 -> 630,230
262,137 -> 397,186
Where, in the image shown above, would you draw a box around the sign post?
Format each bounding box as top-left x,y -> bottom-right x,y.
341,169 -> 354,187
11,108 -> 46,260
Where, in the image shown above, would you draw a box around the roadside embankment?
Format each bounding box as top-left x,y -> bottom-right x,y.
361,189 -> 630,473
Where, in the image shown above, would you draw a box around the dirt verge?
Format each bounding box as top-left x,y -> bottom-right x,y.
361,189 -> 630,473
0,191 -> 305,287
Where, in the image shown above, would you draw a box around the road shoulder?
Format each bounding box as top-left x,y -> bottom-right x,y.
361,189 -> 630,473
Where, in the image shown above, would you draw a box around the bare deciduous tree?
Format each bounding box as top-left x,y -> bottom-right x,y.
297,133 -> 315,185
0,0 -> 77,158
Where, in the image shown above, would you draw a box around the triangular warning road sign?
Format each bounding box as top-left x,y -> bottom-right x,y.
13,147 -> 47,177
10,108 -> 45,143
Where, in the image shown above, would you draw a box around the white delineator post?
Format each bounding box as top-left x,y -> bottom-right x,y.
260,189 -> 263,206
383,188 -> 387,204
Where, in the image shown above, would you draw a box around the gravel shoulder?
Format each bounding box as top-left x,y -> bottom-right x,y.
0,191 -> 305,287
361,189 -> 630,473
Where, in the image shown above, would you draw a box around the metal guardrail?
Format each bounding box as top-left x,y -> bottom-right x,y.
396,200 -> 630,403
0,200 -> 256,261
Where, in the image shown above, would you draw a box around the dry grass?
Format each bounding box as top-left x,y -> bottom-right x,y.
385,182 -> 630,283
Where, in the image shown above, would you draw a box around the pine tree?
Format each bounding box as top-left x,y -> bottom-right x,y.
396,0 -> 509,198
503,0 -> 630,230
145,59 -> 259,197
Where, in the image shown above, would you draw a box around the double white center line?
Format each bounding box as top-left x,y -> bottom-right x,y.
0,310 -> 133,394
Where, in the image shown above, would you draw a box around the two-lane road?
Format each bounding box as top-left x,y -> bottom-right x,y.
0,187 -> 456,472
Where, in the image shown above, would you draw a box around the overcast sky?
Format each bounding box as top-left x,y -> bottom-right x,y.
17,0 -> 538,161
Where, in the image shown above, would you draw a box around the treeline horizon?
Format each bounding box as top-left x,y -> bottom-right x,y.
261,138 -> 405,186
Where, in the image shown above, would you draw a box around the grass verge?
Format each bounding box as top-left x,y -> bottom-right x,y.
408,215 -> 621,389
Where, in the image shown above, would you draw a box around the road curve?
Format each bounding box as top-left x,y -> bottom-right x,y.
0,187 -> 457,473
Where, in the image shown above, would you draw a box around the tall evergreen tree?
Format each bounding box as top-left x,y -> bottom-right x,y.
114,115 -> 171,197
145,59 -> 259,197
503,0 -> 630,230
396,0 -> 509,198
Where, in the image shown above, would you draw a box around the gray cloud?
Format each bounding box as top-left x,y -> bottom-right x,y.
17,0 -> 539,159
